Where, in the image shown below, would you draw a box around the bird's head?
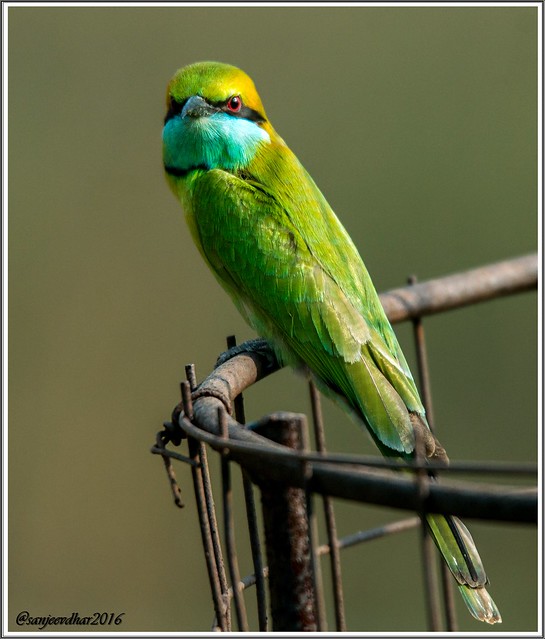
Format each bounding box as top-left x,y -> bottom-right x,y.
163,61 -> 273,176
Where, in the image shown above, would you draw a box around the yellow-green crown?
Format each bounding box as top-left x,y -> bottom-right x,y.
166,61 -> 268,123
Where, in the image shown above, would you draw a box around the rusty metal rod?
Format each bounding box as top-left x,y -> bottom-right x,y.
219,407 -> 249,631
380,253 -> 537,323
318,516 -> 421,554
198,439 -> 231,629
420,524 -> 442,631
305,487 -> 326,631
409,274 -> 458,632
236,518 -> 422,594
233,518 -> 421,596
237,565 -> 269,591
408,275 -> 436,429
240,470 -> 268,630
181,381 -> 226,628
415,439 -> 442,631
187,437 -> 229,631
153,430 -> 185,508
158,432 -> 536,477
227,335 -> 268,631
179,415 -> 537,523
253,413 -> 319,631
299,417 -> 327,631
184,371 -> 232,631
308,380 -> 346,631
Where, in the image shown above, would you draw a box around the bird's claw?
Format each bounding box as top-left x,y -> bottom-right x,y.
215,337 -> 279,372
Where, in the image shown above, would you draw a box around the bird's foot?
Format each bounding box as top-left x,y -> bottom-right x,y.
215,337 -> 279,373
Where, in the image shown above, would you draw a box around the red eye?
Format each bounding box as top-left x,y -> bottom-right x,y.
226,95 -> 242,113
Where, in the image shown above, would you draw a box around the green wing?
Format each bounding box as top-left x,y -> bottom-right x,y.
189,163 -> 424,455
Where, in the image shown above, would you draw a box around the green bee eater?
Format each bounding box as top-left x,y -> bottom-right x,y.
162,61 -> 501,624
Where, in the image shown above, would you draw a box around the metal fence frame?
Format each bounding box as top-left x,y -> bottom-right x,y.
152,253 -> 538,632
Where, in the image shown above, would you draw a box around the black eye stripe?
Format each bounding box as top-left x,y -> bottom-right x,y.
164,96 -> 266,125
236,105 -> 266,124
210,98 -> 265,124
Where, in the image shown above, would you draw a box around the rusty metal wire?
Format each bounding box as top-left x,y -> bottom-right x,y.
308,379 -> 346,631
226,335 -> 269,631
152,253 -> 538,632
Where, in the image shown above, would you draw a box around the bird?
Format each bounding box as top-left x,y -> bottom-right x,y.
162,60 -> 501,624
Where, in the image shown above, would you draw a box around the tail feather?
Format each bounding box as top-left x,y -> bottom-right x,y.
459,584 -> 502,624
426,513 -> 502,624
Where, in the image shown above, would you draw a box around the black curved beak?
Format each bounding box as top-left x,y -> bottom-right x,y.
181,95 -> 219,119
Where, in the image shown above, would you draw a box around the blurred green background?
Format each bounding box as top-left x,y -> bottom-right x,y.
8,4 -> 538,633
